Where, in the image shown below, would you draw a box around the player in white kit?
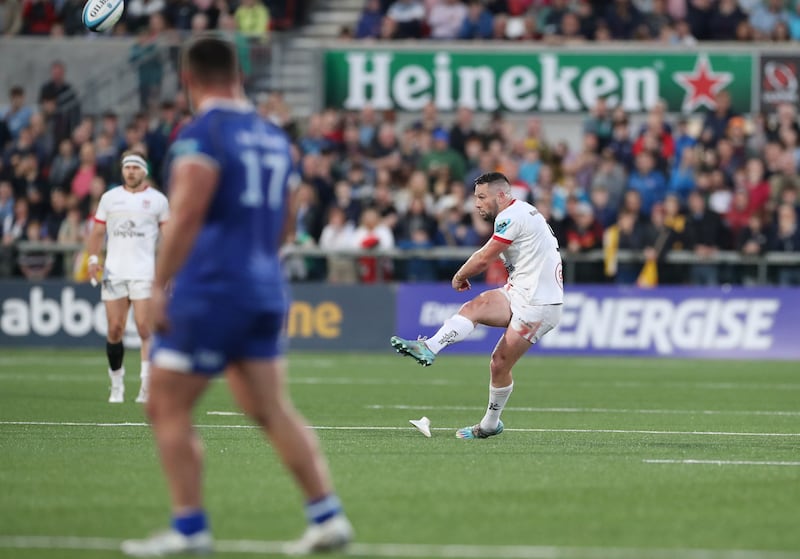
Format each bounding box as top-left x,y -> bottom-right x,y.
391,172 -> 563,439
86,151 -> 169,404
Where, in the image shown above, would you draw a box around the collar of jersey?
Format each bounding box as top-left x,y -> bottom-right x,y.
197,98 -> 253,114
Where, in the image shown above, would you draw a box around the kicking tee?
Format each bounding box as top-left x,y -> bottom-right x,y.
491,199 -> 563,305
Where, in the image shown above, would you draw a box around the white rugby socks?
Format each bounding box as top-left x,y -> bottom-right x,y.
479,382 -> 514,432
424,314 -> 475,354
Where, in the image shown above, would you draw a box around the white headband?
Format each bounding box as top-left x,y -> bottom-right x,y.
121,154 -> 149,175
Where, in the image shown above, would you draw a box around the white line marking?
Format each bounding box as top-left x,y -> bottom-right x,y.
207,411 -> 243,416
644,459 -> 800,467
2,421 -> 799,438
366,405 -> 800,417
0,535 -> 797,559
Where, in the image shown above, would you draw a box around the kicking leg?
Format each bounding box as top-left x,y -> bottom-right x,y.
391,289 -> 511,366
104,297 -> 130,403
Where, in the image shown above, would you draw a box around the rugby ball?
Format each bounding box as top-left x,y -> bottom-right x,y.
82,0 -> 124,32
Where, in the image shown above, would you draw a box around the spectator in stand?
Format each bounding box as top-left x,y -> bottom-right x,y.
1,0 -> 22,35
125,0 -> 165,32
710,0 -> 746,39
39,61 -> 80,137
21,0 -> 55,34
448,106 -> 477,160
789,0 -> 800,40
235,0 -> 269,38
565,202 -> 604,282
69,142 -> 99,202
591,151 -> 627,209
702,91 -> 736,145
2,197 -> 28,248
458,0 -> 493,39
385,0 -> 425,39
583,97 -> 613,151
428,0 -> 467,39
540,0 -> 570,35
749,0 -> 790,40
608,118 -> 634,171
353,206 -> 395,282
642,0 -> 671,36
163,0 -> 193,30
604,208 -> 649,284
1,87 -> 34,142
0,180 -> 13,226
743,157 -> 771,215
668,145 -> 697,204
356,0 -> 383,38
628,151 -> 667,217
769,203 -> 800,285
686,0 -> 713,39
605,0 -> 643,39
421,128 -> 466,182
684,190 -> 728,285
319,206 -> 357,283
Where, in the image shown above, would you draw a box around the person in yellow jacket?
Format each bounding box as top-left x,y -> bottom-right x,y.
234,0 -> 269,38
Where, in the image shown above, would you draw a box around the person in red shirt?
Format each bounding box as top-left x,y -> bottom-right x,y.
743,157 -> 770,214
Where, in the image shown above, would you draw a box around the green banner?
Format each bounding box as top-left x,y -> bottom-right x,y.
324,50 -> 753,114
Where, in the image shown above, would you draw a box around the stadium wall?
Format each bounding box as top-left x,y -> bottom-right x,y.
1,281 -> 799,359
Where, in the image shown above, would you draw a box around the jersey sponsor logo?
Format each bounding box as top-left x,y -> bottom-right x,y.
112,219 -> 146,239
555,263 -> 563,289
540,292 -> 779,354
495,219 -> 511,234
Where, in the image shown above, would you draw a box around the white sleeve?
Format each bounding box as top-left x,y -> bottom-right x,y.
492,215 -> 521,245
94,195 -> 108,223
159,195 -> 170,223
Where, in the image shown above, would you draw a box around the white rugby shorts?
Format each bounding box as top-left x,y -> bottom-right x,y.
101,279 -> 152,301
500,283 -> 563,344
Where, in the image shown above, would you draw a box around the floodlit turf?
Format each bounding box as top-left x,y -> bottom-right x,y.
0,348 -> 799,559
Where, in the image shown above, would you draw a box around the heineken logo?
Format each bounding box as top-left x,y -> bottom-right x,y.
672,54 -> 733,113
324,50 -> 752,115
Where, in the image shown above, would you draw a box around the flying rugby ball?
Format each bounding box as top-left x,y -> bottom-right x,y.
82,0 -> 124,32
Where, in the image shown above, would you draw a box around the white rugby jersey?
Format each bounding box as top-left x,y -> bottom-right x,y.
492,199 -> 563,304
94,186 -> 169,281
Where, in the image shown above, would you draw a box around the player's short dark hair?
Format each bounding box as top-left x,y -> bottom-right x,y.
474,172 -> 509,189
10,86 -> 24,97
182,34 -> 238,85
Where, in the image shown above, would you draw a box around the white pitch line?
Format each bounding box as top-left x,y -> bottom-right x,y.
366,405 -> 800,417
1,421 -> 799,438
0,535 -> 798,559
644,459 -> 800,467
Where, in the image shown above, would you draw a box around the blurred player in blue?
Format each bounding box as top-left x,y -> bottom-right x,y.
121,35 -> 353,557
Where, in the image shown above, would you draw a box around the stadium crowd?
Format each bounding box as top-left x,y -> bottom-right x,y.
1,59 -> 799,286
353,0 -> 800,43
0,0 -> 305,37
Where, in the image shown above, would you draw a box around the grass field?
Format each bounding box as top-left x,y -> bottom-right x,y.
0,348 -> 799,559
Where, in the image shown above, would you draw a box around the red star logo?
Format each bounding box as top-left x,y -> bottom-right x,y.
672,54 -> 733,113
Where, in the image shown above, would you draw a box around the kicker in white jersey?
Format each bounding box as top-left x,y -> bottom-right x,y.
491,199 -> 563,305
94,186 -> 169,281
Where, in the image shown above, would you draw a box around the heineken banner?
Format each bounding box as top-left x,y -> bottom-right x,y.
324,49 -> 753,114
395,284 -> 800,359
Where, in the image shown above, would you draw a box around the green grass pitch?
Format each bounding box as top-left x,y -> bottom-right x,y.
0,348 -> 799,559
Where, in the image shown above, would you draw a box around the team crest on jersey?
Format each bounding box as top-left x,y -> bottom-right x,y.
495,219 -> 511,234
142,199 -> 150,209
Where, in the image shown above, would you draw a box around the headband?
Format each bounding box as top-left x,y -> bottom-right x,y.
121,154 -> 149,175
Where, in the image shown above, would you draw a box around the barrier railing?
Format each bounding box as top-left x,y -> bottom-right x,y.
11,242 -> 800,285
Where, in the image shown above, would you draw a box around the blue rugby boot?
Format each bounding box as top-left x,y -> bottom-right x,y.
390,336 -> 436,367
